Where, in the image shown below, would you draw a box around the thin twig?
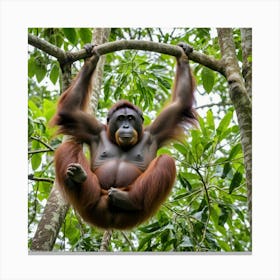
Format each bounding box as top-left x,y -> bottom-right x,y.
28,174 -> 54,184
194,167 -> 211,246
28,149 -> 53,155
31,136 -> 54,151
195,102 -> 232,110
121,231 -> 136,251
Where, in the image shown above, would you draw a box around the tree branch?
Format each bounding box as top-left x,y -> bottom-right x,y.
28,149 -> 52,155
195,102 -> 232,110
99,230 -> 112,252
121,231 -> 136,251
28,34 -> 225,75
28,174 -> 54,184
28,34 -> 67,62
31,136 -> 54,151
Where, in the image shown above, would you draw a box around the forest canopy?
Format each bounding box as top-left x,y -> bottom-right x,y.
28,28 -> 251,252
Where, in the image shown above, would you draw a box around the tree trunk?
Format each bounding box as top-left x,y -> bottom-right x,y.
89,28 -> 111,115
217,28 -> 252,233
30,187 -> 69,251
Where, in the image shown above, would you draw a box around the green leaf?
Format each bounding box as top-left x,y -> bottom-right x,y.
218,240 -> 231,251
50,63 -> 59,85
43,99 -> 56,122
218,209 -> 228,226
173,143 -> 188,155
217,109 -> 233,134
231,194 -> 247,202
138,233 -> 156,251
157,77 -> 171,89
157,210 -> 170,225
150,64 -> 165,70
28,113 -> 34,138
63,28 -> 77,45
198,115 -> 206,132
138,221 -> 161,233
31,153 -> 41,170
229,171 -> 243,194
201,67 -> 215,93
79,28 -> 92,44
222,162 -> 231,179
206,110 -> 215,130
173,192 -> 189,200
28,100 -> 42,118
28,57 -> 36,78
193,222 -> 204,236
229,143 -> 242,160
191,129 -> 200,147
136,77 -> 147,98
178,173 -> 192,191
196,143 -> 204,159
104,75 -> 113,101
160,229 -> 170,244
35,61 -> 47,83
210,204 -> 220,226
203,141 -> 214,152
179,172 -> 200,181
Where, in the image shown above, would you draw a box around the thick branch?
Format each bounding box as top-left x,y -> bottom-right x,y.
28,34 -> 67,62
189,49 -> 225,75
217,29 -> 251,109
28,34 -> 224,75
240,28 -> 252,98
74,41 -> 224,74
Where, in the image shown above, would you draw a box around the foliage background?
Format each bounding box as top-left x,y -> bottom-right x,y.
28,28 -> 250,252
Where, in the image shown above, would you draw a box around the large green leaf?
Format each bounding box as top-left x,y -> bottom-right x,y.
173,143 -> 188,155
63,28 -> 78,45
79,28 -> 92,44
206,109 -> 215,130
229,171 -> 243,194
221,162 -> 232,179
31,145 -> 41,170
217,108 -> 233,135
35,61 -> 47,83
28,57 -> 36,78
229,143 -> 242,160
50,63 -> 59,85
201,67 -> 215,93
